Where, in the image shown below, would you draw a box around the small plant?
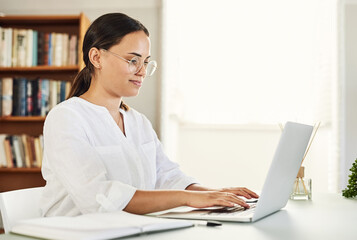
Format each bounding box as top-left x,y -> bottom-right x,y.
342,158 -> 357,198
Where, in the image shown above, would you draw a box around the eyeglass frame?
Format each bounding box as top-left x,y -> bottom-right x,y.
100,49 -> 157,76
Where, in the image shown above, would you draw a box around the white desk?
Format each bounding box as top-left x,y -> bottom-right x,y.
1,193 -> 356,240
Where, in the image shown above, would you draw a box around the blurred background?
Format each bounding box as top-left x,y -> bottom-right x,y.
1,0 -> 356,194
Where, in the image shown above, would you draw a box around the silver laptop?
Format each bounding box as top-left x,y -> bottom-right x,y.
153,122 -> 313,222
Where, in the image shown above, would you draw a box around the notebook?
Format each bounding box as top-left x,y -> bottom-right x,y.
10,211 -> 193,240
152,121 -> 313,223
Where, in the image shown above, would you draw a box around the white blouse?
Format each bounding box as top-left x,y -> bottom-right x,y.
40,97 -> 196,217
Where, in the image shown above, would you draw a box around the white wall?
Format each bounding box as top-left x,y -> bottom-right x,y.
341,2 -> 357,189
175,124 -> 331,193
0,0 -> 162,132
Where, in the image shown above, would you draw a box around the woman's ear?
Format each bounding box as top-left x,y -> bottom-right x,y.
88,47 -> 102,69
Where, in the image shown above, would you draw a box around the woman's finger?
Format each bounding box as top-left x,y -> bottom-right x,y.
224,193 -> 250,208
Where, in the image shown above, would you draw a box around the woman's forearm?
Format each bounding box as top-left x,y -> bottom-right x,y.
123,190 -> 188,214
185,183 -> 215,191
123,185 -> 259,215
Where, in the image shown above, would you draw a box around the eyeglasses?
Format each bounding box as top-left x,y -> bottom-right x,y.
101,49 -> 157,77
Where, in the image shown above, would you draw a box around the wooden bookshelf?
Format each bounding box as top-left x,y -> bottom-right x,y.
0,13 -> 90,192
0,66 -> 80,81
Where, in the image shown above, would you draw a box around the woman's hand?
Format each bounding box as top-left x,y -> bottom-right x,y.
184,190 -> 250,209
217,187 -> 259,199
186,184 -> 259,199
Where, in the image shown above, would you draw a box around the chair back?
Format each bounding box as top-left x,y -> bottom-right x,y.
0,187 -> 43,233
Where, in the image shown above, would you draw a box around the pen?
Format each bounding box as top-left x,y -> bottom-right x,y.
194,220 -> 222,227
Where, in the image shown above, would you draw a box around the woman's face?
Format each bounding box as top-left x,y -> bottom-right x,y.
99,30 -> 151,98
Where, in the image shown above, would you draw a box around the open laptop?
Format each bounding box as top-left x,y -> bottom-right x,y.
152,122 -> 313,222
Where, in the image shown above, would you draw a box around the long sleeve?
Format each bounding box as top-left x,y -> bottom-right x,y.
41,105 -> 136,216
137,115 -> 197,190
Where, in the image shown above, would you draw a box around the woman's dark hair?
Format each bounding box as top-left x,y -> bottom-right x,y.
67,13 -> 149,110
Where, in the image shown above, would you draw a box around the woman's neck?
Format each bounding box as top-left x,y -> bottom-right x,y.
80,88 -> 122,114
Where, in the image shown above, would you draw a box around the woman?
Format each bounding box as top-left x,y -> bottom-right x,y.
40,13 -> 258,217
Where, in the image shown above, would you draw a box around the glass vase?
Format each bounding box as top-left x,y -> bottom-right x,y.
290,166 -> 312,200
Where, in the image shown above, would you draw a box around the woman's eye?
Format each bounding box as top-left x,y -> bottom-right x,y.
130,59 -> 138,65
144,62 -> 149,66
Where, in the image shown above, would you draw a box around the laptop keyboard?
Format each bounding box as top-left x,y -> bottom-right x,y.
206,203 -> 256,216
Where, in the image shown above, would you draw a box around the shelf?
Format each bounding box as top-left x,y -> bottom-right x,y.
0,116 -> 45,122
0,65 -> 79,71
0,66 -> 80,81
0,168 -> 41,173
0,167 -> 45,192
0,117 -> 45,135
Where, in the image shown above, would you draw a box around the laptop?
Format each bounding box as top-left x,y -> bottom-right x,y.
152,122 -> 313,222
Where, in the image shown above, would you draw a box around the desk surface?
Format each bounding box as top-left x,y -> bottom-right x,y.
1,193 -> 356,240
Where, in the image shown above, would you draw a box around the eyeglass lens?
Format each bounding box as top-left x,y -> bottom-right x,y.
128,56 -> 157,77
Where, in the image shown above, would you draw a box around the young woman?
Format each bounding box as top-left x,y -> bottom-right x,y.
40,13 -> 258,217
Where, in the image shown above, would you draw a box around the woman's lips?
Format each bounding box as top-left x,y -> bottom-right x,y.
129,80 -> 142,87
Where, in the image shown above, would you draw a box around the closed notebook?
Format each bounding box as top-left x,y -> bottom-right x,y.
11,211 -> 193,240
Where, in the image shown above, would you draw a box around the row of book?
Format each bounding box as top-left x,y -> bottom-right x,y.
0,134 -> 43,168
0,77 -> 71,117
0,27 -> 78,67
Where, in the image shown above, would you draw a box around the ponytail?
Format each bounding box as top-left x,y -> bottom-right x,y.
67,66 -> 92,99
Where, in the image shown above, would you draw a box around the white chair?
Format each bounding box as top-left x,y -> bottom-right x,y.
0,187 -> 43,233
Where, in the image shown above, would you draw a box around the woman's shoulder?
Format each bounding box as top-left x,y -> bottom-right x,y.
45,97 -> 94,125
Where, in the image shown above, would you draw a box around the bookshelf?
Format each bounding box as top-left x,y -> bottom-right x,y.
0,13 -> 90,192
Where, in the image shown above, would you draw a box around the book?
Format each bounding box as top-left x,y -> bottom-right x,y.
1,77 -> 13,116
21,134 -> 31,167
3,136 -> 13,168
12,78 -> 27,116
11,211 -> 193,240
16,29 -> 27,67
0,134 -> 7,167
32,30 -> 38,66
12,136 -> 24,168
0,79 -> 2,116
34,137 -> 42,167
41,79 -> 50,116
26,29 -> 33,67
0,27 -> 6,67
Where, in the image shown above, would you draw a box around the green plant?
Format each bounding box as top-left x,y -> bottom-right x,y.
342,158 -> 357,198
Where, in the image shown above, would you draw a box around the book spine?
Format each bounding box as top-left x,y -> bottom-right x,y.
31,79 -> 39,116
26,80 -> 33,116
62,34 -> 69,66
12,136 -> 24,168
12,78 -> 19,116
4,136 -> 14,168
17,29 -> 27,67
6,28 -> 13,67
48,33 -> 53,66
12,28 -> 18,66
0,134 -> 7,167
1,78 -> 13,116
41,79 -> 50,116
37,79 -> 42,116
0,79 -> 2,116
28,136 -> 37,167
56,81 -> 61,104
60,81 -> 66,102
32,30 -> 38,66
0,27 -> 6,67
34,137 -> 42,167
16,135 -> 26,168
21,134 -> 31,167
54,33 -> 62,66
19,78 -> 27,116
49,80 -> 57,110
26,29 -> 33,67
43,33 -> 50,65
37,32 -> 44,66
